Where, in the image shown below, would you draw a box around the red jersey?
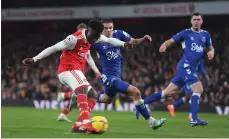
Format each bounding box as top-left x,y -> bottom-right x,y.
58,31 -> 90,74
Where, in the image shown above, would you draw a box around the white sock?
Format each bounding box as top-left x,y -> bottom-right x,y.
83,119 -> 90,124
182,97 -> 186,103
161,90 -> 165,98
60,113 -> 66,116
134,99 -> 144,105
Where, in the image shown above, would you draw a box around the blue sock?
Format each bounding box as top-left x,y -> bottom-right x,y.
190,93 -> 201,120
135,99 -> 150,120
144,91 -> 164,104
173,97 -> 185,109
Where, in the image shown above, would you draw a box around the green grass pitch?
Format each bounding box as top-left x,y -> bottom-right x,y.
1,107 -> 229,138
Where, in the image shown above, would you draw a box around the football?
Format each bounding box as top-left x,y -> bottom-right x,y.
91,116 -> 109,134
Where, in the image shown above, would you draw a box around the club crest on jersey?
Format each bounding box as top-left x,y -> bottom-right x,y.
190,37 -> 194,41
202,37 -> 206,43
103,45 -> 108,49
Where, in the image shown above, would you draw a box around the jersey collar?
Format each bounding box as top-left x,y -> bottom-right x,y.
191,28 -> 202,33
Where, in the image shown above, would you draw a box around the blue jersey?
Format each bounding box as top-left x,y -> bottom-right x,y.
172,28 -> 212,69
171,28 -> 211,88
91,30 -> 131,77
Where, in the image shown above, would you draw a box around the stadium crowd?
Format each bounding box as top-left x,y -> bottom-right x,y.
1,21 -> 229,107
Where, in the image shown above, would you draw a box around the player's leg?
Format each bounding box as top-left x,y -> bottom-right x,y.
112,79 -> 166,130
86,86 -> 98,116
144,82 -> 180,104
58,70 -> 95,133
57,91 -> 73,104
189,80 -> 208,126
167,85 -> 192,117
57,91 -> 75,122
135,75 -> 183,118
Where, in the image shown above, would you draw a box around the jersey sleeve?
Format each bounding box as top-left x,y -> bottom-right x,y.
96,35 -> 125,47
86,51 -> 100,73
172,30 -> 186,43
33,35 -> 77,62
115,30 -> 131,42
206,32 -> 213,47
198,60 -> 207,77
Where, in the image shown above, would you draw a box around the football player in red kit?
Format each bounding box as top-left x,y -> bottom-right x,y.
22,19 -> 133,133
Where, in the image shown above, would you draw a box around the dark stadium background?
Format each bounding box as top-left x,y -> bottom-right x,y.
2,0 -> 229,115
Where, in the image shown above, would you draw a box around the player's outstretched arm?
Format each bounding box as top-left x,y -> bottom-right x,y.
159,38 -> 175,52
86,51 -> 101,79
22,35 -> 77,65
96,35 -> 133,48
130,35 -> 152,45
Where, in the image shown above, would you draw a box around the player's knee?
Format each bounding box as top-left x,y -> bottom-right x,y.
131,86 -> 141,99
164,83 -> 179,96
192,86 -> 204,94
75,87 -> 88,95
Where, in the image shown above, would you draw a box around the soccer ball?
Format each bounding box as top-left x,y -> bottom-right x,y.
91,116 -> 108,134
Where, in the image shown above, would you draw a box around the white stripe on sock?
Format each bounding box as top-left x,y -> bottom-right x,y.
134,99 -> 144,105
192,93 -> 201,97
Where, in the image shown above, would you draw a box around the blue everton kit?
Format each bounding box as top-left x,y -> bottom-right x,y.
91,30 -> 131,97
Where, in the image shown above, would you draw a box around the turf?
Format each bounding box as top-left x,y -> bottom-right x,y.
1,107 -> 229,138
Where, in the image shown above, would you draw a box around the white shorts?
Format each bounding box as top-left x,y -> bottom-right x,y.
58,70 -> 90,92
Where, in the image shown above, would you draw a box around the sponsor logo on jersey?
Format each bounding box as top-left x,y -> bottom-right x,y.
106,49 -> 121,60
191,43 -> 203,52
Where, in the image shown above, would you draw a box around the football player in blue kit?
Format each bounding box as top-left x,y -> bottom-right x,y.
135,13 -> 214,127
91,18 -> 166,130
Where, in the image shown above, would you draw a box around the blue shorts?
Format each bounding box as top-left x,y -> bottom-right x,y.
171,66 -> 200,90
181,84 -> 193,95
101,75 -> 130,98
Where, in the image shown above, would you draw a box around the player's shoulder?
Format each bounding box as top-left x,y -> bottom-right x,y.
176,28 -> 190,34
200,29 -> 211,35
113,30 -> 129,36
183,28 -> 192,32
72,31 -> 82,36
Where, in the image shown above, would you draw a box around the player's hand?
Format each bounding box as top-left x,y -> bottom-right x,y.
207,51 -> 214,60
124,41 -> 134,48
159,44 -> 167,52
143,35 -> 152,43
95,72 -> 102,79
22,58 -> 35,65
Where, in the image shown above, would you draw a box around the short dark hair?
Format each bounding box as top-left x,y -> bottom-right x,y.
191,12 -> 203,18
88,19 -> 104,33
101,18 -> 113,24
77,23 -> 87,30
